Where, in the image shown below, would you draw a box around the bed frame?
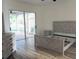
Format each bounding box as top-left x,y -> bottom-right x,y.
35,21 -> 76,56
35,35 -> 75,56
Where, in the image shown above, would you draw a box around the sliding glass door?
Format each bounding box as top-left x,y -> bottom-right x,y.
9,11 -> 35,40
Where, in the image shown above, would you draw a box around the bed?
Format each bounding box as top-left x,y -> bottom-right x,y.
35,21 -> 76,56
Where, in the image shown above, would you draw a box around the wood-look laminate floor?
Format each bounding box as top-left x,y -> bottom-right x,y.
8,37 -> 76,59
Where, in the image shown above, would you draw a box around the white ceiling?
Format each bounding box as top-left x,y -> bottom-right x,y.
16,0 -> 57,5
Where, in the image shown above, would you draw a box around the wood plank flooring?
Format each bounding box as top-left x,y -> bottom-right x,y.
8,38 -> 76,59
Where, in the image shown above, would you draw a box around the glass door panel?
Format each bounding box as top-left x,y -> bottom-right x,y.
10,11 -> 25,41
25,13 -> 35,38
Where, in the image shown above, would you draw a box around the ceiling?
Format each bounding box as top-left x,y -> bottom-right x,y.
16,0 -> 57,5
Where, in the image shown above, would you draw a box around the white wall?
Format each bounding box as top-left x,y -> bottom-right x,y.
2,0 -> 76,34
38,0 -> 76,32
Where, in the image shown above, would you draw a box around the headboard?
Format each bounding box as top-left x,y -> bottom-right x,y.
53,21 -> 76,34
